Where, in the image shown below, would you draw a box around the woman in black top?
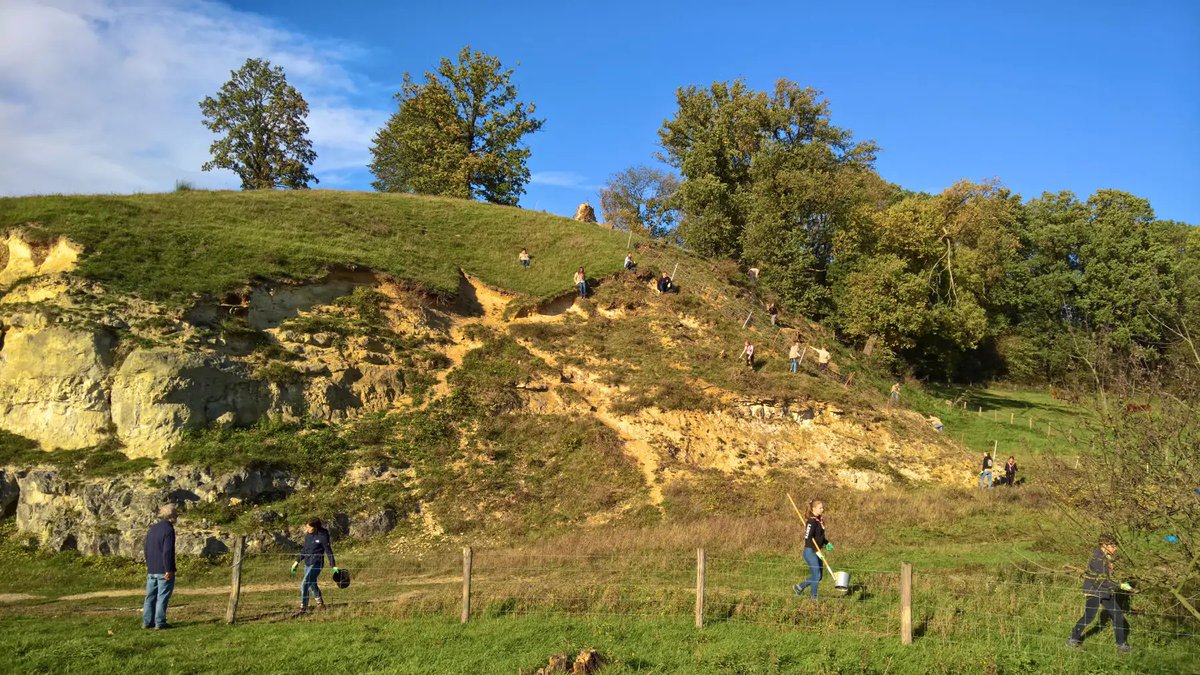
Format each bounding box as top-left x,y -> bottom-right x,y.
291,518 -> 338,615
1004,456 -> 1018,487
793,500 -> 833,599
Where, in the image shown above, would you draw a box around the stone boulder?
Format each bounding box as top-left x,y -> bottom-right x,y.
111,348 -> 265,458
573,202 -> 597,223
0,319 -> 115,449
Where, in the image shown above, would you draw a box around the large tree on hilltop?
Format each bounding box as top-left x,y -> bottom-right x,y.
599,166 -> 680,238
369,46 -> 544,205
199,58 -> 317,190
659,79 -> 880,315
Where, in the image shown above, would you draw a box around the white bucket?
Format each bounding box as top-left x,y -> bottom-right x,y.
834,570 -> 851,592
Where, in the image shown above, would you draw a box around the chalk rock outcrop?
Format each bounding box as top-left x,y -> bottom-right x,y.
573,202 -> 597,223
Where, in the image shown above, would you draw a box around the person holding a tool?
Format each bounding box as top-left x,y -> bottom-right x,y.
1067,535 -> 1132,653
793,499 -> 833,600
291,517 -> 338,616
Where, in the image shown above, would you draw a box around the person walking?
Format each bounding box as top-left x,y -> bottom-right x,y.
519,248 -> 530,268
740,340 -> 755,368
291,517 -> 338,616
1067,536 -> 1132,653
793,499 -> 833,600
1004,456 -> 1018,487
788,340 -> 802,374
574,267 -> 587,298
979,452 -> 994,489
142,504 -> 177,630
888,382 -> 901,410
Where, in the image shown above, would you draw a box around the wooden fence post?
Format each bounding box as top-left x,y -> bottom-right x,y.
977,407 -> 982,417
225,536 -> 246,624
695,548 -> 706,628
1010,412 -> 1014,425
900,562 -> 913,645
742,311 -> 753,329
461,546 -> 473,624
1046,421 -> 1051,437
1028,417 -> 1032,429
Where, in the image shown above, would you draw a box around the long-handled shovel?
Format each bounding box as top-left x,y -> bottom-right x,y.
786,493 -> 836,578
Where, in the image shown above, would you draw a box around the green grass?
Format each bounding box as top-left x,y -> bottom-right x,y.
0,190 -> 633,303
904,385 -> 1094,458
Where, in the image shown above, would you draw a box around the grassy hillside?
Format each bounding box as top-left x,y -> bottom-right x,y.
0,190 -> 631,303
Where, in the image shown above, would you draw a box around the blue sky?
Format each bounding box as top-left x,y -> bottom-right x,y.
2,0 -> 1197,223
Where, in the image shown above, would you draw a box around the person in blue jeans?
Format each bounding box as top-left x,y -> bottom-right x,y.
793,499 -> 833,599
142,504 -> 177,629
291,517 -> 338,616
574,267 -> 587,298
979,452 -> 994,489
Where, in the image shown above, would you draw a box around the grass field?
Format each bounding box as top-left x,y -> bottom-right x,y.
0,190 -> 634,303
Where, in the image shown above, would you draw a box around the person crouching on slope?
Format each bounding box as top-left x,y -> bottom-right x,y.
793,500 -> 833,600
1067,535 -> 1132,653
291,517 -> 338,616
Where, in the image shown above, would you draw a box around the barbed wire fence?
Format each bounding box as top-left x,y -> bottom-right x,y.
25,543 -> 1198,653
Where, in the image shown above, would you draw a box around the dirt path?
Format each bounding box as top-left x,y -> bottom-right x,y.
55,575 -> 460,601
0,593 -> 45,604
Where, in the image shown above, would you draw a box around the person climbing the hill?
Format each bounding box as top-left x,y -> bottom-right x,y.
574,267 -> 587,298
656,271 -> 675,294
291,517 -> 338,617
519,248 -> 530,268
888,382 -> 902,410
789,340 -> 802,374
979,451 -> 994,489
1067,536 -> 1132,653
741,340 -> 755,368
814,346 -> 831,372
1003,456 -> 1018,487
767,301 -> 779,326
927,415 -> 944,432
748,265 -> 760,284
624,253 -> 637,272
793,499 -> 832,600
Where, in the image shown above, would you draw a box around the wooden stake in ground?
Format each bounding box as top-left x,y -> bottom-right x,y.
225,535 -> 246,624
695,548 -> 706,628
461,546 -> 472,624
901,562 -> 913,645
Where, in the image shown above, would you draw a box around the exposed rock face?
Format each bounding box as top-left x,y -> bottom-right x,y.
0,315 -> 116,449
0,231 -> 80,287
111,348 -> 263,458
573,202 -> 597,223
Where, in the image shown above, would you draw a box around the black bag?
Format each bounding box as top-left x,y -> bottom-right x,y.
332,568 -> 350,589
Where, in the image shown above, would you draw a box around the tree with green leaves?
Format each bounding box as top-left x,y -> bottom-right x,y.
659,79 -> 880,315
369,47 -> 544,205
199,58 -> 317,190
598,166 -> 680,238
830,180 -> 1021,377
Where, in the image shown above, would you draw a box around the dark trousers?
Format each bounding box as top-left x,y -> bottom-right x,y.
1070,593 -> 1128,646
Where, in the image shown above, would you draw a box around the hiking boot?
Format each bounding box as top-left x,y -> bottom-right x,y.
153,623 -> 173,630
1117,644 -> 1132,654
1065,638 -> 1081,649
792,584 -> 803,596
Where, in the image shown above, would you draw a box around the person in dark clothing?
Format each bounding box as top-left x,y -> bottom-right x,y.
1067,536 -> 1132,653
1003,456 -> 1018,487
656,272 -> 675,294
142,504 -> 177,629
979,452 -> 994,489
793,500 -> 833,599
290,517 -> 338,616
767,302 -> 779,326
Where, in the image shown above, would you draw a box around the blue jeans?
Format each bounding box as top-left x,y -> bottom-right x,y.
300,565 -> 323,608
979,470 -> 993,489
577,282 -> 587,298
142,574 -> 175,627
521,259 -> 529,267
790,358 -> 799,373
795,548 -> 823,598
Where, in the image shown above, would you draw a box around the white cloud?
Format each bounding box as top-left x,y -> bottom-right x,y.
0,0 -> 389,195
529,171 -> 598,191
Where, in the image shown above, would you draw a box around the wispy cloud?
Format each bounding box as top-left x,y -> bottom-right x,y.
530,170 -> 599,191
0,0 -> 389,195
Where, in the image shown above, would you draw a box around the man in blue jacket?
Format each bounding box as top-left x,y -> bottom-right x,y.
142,504 -> 177,629
1067,536 -> 1132,653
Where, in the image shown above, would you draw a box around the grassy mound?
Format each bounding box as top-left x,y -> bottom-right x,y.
0,190 -> 630,303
